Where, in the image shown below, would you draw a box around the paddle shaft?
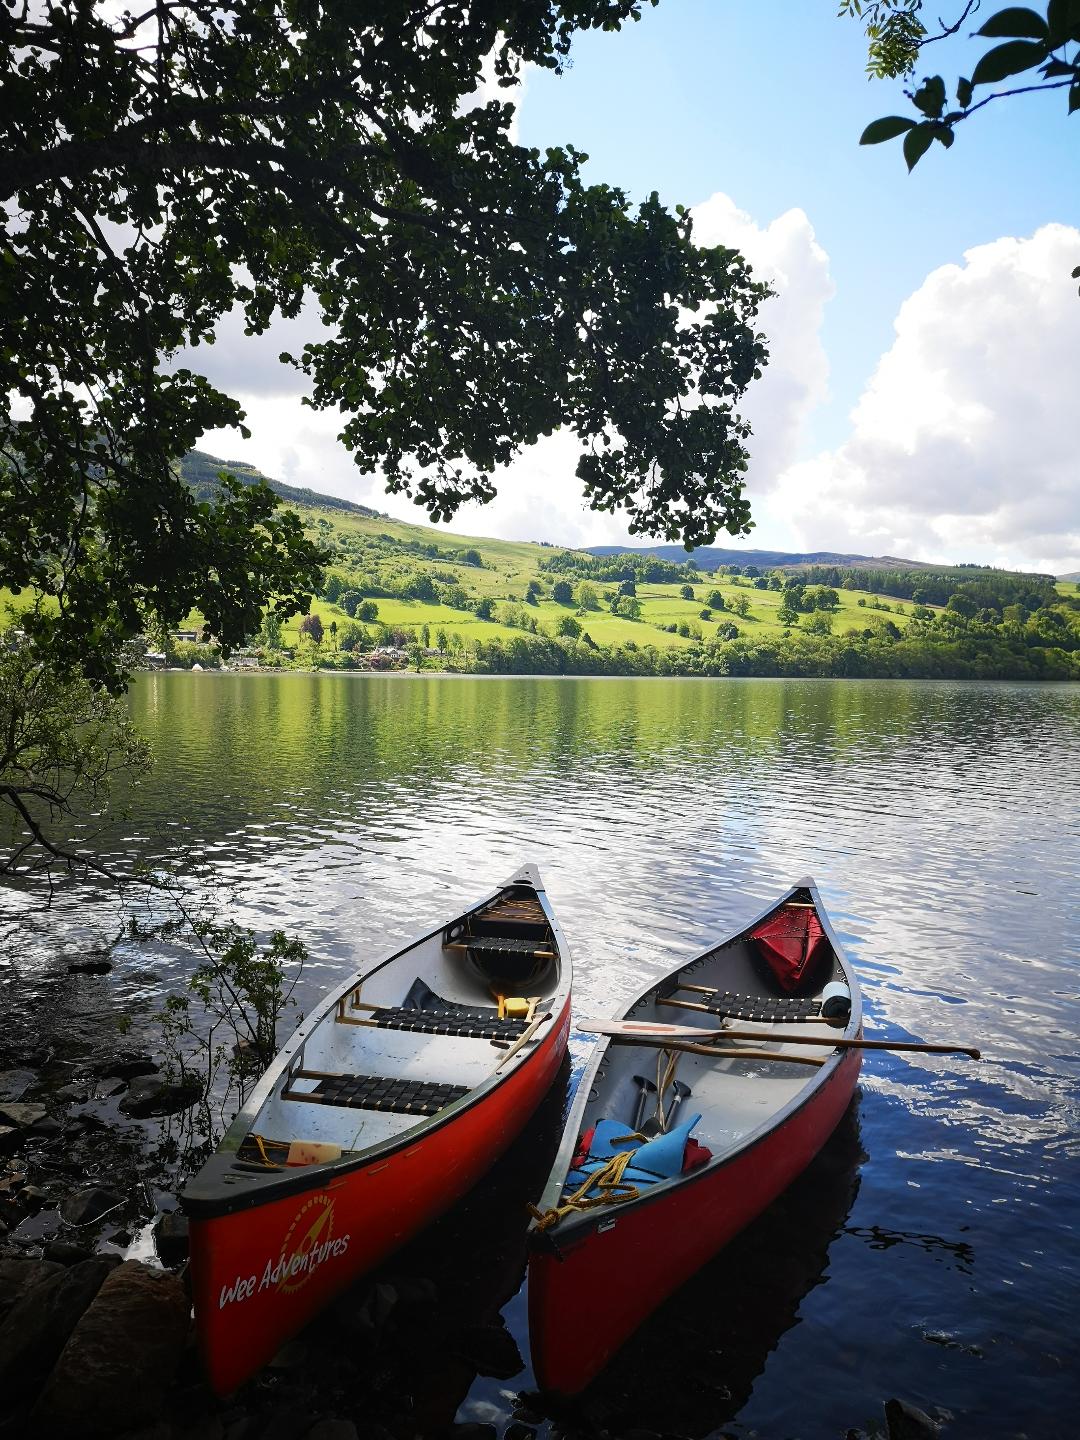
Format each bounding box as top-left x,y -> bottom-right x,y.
579,1018 -> 981,1061
493,1011 -> 551,1071
613,1037 -> 826,1067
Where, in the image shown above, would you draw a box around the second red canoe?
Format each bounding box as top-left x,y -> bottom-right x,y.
526,876 -> 860,1395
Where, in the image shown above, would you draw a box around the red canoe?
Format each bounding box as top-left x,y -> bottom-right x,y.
526,877 -> 860,1396
182,865 -> 572,1395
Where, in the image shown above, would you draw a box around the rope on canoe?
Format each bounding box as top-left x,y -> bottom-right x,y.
243,1133 -> 285,1168
527,1132 -> 647,1231
653,1048 -> 679,1133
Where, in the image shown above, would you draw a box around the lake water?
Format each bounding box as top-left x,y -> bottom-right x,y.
4,673 -> 1080,1438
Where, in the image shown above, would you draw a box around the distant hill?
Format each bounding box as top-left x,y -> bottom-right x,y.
179,450 -> 385,520
180,450 -> 1055,587
585,544 -> 946,572
1060,571 -> 1080,582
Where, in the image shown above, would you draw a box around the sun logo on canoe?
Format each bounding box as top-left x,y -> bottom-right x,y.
275,1194 -> 337,1295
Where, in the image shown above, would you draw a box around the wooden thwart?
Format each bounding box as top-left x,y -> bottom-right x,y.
611,1037 -> 827,1067
662,996 -> 730,1016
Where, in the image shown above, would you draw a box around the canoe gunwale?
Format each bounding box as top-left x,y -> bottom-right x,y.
182,863 -> 571,1220
527,874 -> 861,1249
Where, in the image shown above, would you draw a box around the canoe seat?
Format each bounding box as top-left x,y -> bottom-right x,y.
336,978 -> 531,1041
705,990 -> 821,1021
283,1071 -> 469,1116
447,935 -> 554,959
365,1005 -> 529,1041
372,976 -> 528,1040
673,988 -> 822,1022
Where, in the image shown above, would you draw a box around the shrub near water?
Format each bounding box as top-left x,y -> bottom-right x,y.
152,919 -> 306,1143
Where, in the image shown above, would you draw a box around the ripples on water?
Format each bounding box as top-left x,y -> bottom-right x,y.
3,673 -> 1079,1438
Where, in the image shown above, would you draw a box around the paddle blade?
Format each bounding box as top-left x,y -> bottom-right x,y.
577,1018 -> 715,1040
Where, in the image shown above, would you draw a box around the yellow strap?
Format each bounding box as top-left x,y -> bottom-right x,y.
250,1134 -> 284,1169
528,1140 -> 648,1231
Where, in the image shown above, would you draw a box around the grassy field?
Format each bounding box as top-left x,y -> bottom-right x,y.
0,498 -> 925,657
260,500 -> 923,654
13,486 -> 1066,660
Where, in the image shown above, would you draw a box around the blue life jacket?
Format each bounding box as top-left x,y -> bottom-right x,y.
564,1113 -> 703,1191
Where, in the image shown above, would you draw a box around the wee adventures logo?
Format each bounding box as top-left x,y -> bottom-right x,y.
218,1194 -> 351,1309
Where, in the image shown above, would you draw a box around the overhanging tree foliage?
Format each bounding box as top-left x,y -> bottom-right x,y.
2,0 -> 771,688
0,640 -> 152,876
845,1 -> 1080,170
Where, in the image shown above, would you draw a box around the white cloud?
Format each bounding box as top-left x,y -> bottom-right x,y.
690,193 -> 833,500
179,301 -> 325,400
774,224 -> 1080,574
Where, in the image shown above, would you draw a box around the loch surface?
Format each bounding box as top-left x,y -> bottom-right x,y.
5,672 -> 1080,1438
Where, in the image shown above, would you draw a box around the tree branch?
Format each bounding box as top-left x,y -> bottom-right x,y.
958,75 -> 1075,118
0,784 -> 120,880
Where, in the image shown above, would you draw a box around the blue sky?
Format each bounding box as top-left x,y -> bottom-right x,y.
203,1 -> 1080,571
517,0 -> 1079,453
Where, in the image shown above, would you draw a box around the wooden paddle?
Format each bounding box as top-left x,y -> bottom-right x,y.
578,1017 -> 981,1060
493,1010 -> 552,1071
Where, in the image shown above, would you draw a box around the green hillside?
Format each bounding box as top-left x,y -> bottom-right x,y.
154,451 -> 1080,682
9,452 -> 1070,681
178,450 -> 384,519
176,460 -> 919,654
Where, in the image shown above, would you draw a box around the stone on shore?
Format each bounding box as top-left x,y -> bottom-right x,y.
305,1420 -> 360,1440
0,1253 -> 119,1395
93,1054 -> 160,1082
59,1185 -> 125,1226
450,1320 -> 524,1379
32,1259 -> 190,1437
0,1070 -> 36,1103
0,1102 -> 48,1129
0,1254 -> 63,1322
43,1240 -> 95,1267
885,1397 -> 943,1439
119,1073 -> 202,1118
154,1209 -> 190,1266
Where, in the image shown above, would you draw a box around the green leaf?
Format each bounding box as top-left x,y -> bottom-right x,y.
976,6 -> 1049,37
903,123 -> 936,170
935,123 -> 955,148
957,76 -> 974,107
1047,0 -> 1080,42
1042,57 -> 1078,75
860,115 -> 917,144
971,39 -> 1050,86
913,75 -> 947,116
1070,81 -> 1080,109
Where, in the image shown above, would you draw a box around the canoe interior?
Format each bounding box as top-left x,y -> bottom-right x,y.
185,877 -> 569,1208
548,884 -> 859,1214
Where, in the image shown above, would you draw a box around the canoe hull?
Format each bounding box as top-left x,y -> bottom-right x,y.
529,1043 -> 860,1395
191,996 -> 570,1395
